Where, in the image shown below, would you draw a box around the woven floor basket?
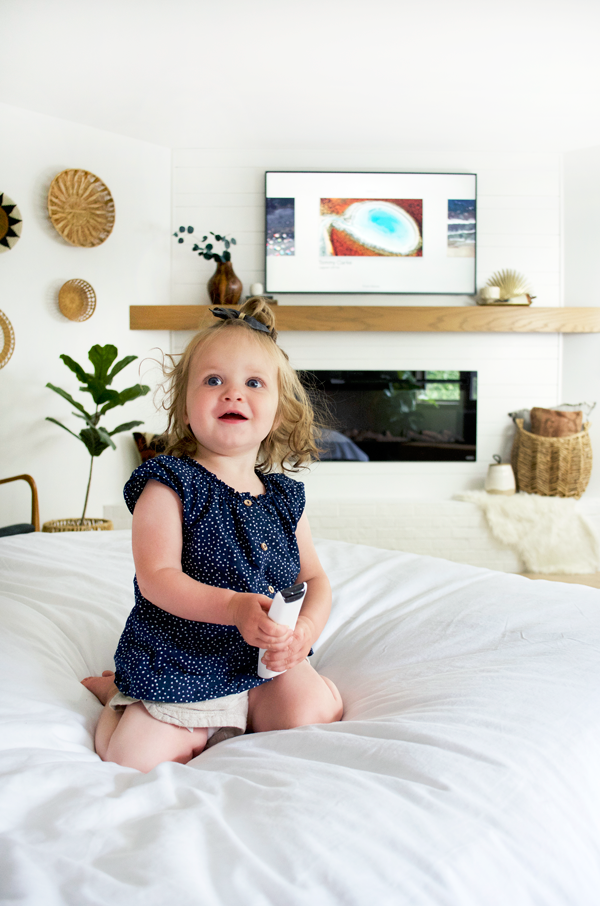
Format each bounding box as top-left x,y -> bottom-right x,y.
42,519 -> 113,533
511,418 -> 592,498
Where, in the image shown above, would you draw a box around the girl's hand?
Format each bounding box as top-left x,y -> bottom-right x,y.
261,615 -> 315,674
227,592 -> 293,650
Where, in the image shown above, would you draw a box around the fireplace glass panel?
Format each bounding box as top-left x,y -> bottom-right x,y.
301,370 -> 477,462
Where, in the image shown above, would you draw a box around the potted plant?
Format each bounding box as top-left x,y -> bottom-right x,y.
44,344 -> 150,531
174,227 -> 242,305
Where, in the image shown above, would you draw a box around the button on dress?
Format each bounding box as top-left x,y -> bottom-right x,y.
114,455 -> 305,702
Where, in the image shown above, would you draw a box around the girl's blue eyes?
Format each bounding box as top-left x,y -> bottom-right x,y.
205,376 -> 263,388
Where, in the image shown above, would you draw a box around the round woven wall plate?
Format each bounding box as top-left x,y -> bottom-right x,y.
58,279 -> 97,321
0,309 -> 15,369
58,279 -> 96,321
0,192 -> 23,253
47,169 -> 115,247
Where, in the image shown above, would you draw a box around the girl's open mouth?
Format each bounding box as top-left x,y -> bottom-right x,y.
219,412 -> 248,421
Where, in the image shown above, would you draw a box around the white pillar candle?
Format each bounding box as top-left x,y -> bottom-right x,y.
479,285 -> 501,300
249,283 -> 264,296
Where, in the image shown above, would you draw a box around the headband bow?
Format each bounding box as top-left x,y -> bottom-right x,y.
210,307 -> 271,335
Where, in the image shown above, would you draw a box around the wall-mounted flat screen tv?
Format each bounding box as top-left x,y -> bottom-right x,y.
301,370 -> 477,462
265,171 -> 476,295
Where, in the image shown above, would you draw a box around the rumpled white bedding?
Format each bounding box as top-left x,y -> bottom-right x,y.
1,531 -> 599,906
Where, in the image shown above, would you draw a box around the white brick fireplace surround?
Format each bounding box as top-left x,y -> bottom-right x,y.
304,497 -> 600,573
105,497 -> 600,574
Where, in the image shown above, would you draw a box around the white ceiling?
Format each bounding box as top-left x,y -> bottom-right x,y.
1,0 -> 599,152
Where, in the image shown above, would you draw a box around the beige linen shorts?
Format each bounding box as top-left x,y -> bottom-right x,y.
109,689 -> 249,734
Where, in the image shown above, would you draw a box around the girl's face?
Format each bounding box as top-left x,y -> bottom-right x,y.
184,329 -> 280,460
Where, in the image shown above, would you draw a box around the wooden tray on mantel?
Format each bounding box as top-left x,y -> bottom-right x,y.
130,305 -> 600,333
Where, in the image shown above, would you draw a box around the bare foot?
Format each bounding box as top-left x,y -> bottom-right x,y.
321,675 -> 344,721
81,670 -> 117,706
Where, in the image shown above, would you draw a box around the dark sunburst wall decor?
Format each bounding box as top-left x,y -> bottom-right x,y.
0,193 -> 23,253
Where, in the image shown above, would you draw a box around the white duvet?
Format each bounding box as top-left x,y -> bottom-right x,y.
1,530 -> 599,906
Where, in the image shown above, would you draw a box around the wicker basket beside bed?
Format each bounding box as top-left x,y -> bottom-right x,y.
511,418 -> 592,498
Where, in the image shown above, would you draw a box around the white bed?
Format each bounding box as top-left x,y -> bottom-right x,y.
1,530 -> 599,906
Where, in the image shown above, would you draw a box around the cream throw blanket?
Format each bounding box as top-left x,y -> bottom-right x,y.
457,491 -> 600,574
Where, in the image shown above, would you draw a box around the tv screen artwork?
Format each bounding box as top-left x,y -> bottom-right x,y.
265,171 -> 476,295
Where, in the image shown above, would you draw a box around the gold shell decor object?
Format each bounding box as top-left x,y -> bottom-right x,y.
477,269 -> 535,306
58,279 -> 97,322
487,269 -> 531,297
0,192 -> 23,253
47,170 -> 115,247
0,309 -> 16,369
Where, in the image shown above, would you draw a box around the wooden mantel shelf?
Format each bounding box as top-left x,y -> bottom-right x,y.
130,305 -> 600,333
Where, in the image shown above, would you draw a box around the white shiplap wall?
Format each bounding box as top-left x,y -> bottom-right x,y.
0,103 -> 171,527
171,149 -> 562,502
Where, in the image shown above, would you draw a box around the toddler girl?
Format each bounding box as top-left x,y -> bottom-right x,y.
83,298 -> 343,772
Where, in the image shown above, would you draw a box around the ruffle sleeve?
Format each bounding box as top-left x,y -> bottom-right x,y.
123,455 -> 206,516
265,473 -> 306,527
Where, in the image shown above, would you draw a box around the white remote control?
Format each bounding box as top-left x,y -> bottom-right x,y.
257,582 -> 307,679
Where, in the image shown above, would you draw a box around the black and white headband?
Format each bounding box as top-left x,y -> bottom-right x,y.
210,306 -> 273,336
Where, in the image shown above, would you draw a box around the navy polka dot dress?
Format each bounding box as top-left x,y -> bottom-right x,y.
114,455 -> 305,703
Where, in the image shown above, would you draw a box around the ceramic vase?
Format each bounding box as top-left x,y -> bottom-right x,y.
207,261 -> 243,306
485,463 -> 516,495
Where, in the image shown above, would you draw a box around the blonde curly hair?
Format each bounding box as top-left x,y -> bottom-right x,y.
161,297 -> 322,472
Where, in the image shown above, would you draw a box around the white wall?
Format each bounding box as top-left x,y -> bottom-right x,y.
0,103 -> 171,527
172,148 -> 563,500
5,124 -> 589,530
562,145 -> 600,497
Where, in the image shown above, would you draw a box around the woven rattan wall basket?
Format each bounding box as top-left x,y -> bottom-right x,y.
58,279 -> 96,321
47,169 -> 115,247
0,309 -> 15,369
511,418 -> 592,498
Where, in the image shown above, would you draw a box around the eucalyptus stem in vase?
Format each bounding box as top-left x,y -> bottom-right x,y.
173,227 -> 242,305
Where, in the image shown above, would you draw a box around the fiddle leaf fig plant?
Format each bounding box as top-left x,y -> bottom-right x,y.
46,344 -> 150,523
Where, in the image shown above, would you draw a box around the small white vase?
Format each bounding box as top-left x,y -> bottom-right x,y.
485,463 -> 516,495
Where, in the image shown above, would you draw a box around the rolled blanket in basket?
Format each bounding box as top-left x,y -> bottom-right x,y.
457,490 -> 600,574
